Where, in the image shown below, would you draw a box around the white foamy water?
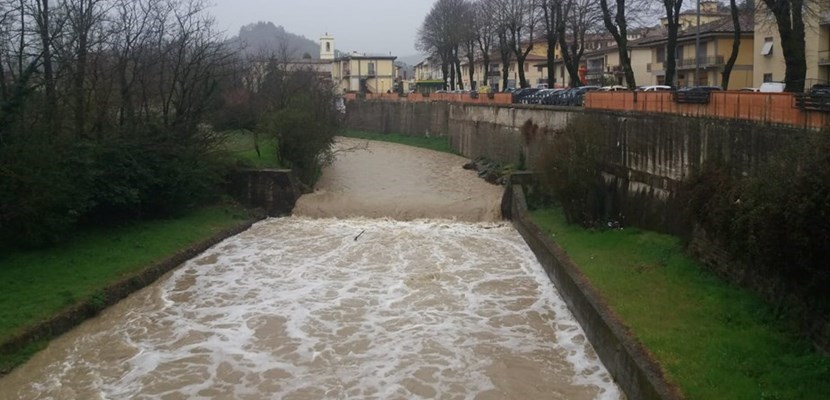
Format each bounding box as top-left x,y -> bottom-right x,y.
0,217 -> 621,399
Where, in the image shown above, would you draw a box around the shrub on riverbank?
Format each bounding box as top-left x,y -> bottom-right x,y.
0,204 -> 253,373
682,131 -> 830,341
533,115 -> 607,227
530,207 -> 830,399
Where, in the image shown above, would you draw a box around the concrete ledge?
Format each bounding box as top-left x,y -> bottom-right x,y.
0,215 -> 265,376
504,184 -> 682,400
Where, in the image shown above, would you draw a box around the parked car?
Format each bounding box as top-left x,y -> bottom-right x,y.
545,88 -> 576,106
637,85 -> 673,92
759,81 -> 785,93
810,84 -> 830,96
739,87 -> 760,92
569,86 -> 601,106
674,86 -> 722,104
536,83 -> 549,89
524,89 -> 558,104
678,86 -> 723,93
538,88 -> 566,105
600,85 -> 628,91
513,88 -> 540,103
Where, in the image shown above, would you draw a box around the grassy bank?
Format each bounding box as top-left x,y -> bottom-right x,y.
530,208 -> 830,399
0,203 -> 254,372
225,130 -> 282,168
342,129 -> 455,154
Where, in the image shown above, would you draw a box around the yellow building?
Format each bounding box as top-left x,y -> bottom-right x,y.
462,53 -> 549,90
331,52 -> 397,94
640,13 -> 755,89
753,3 -> 830,88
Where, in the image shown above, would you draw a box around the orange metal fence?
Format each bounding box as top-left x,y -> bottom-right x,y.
584,91 -> 829,130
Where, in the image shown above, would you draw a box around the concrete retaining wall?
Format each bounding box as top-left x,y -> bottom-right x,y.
345,99 -> 810,234
227,169 -> 301,216
504,184 -> 682,400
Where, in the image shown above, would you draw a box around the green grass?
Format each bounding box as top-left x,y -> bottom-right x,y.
342,129 -> 455,154
0,204 -> 253,369
530,208 -> 830,399
224,130 -> 282,168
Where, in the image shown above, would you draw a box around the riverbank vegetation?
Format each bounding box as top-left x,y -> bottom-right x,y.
224,130 -> 282,169
530,208 -> 830,400
0,0 -> 340,248
528,114 -> 830,398
0,0 -> 339,372
0,204 -> 253,373
342,129 -> 454,154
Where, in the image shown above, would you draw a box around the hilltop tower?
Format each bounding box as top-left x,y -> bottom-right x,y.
320,33 -> 335,60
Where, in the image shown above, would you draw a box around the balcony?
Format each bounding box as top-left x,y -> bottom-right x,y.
676,55 -> 725,69
820,51 -> 830,66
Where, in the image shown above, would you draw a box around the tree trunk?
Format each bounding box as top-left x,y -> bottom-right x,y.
720,0 -> 741,90
600,0 -> 635,88
663,0 -> 683,87
35,0 -> 57,133
454,52 -> 464,90
762,0 -> 807,92
542,1 -> 557,86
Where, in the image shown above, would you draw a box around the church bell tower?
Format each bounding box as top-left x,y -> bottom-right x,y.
320,33 -> 335,60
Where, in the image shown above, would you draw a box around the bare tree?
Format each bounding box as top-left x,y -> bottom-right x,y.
64,0 -> 109,138
557,0 -> 600,87
660,0 -> 683,87
758,0 -> 823,92
721,0 -> 741,89
498,0 -> 538,88
475,0 -> 496,88
538,0 -> 560,87
598,0 -> 637,88
417,0 -> 461,89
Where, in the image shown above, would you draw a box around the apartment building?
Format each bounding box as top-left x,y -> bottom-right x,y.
331,52 -> 397,94
753,3 -> 830,87
639,13 -> 755,89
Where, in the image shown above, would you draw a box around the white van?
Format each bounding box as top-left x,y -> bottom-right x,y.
759,82 -> 785,93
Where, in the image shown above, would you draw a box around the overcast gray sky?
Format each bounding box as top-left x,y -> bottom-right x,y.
210,0 -> 433,58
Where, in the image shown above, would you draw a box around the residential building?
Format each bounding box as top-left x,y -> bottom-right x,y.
414,57 -> 444,93
753,3 -> 830,88
331,52 -> 397,94
462,53 -> 548,91
640,12 -> 755,89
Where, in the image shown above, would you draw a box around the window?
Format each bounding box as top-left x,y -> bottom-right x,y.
656,46 -> 666,63
524,63 -> 529,72
761,37 -> 773,56
326,42 -> 330,52
763,73 -> 773,83
537,66 -> 544,72
490,63 -> 499,70
368,62 -> 376,76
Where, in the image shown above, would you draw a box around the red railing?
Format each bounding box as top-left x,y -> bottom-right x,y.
585,91 -> 829,130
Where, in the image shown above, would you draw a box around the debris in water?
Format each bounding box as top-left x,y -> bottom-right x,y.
354,230 -> 365,241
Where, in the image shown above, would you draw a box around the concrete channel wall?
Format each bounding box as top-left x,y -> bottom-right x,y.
345,99 -> 811,234
504,184 -> 682,400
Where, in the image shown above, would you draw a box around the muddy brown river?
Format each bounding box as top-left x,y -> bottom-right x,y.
0,138 -> 621,399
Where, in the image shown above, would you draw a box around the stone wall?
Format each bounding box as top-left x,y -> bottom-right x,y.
227,169 -> 301,216
345,99 -> 809,234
